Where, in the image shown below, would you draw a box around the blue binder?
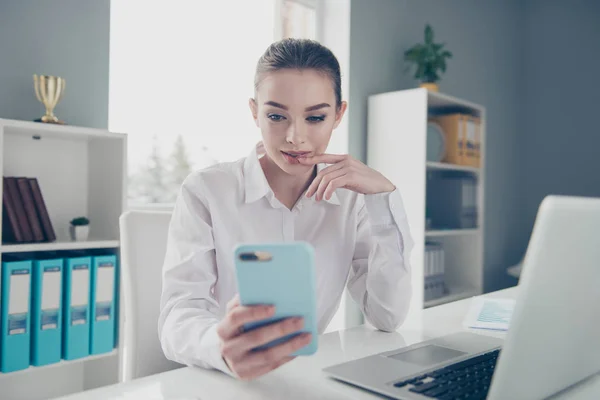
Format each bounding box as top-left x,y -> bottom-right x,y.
31,257 -> 63,366
90,255 -> 117,355
63,256 -> 91,360
1,259 -> 32,373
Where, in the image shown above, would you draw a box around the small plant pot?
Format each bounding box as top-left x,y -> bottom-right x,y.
70,225 -> 90,242
420,82 -> 439,92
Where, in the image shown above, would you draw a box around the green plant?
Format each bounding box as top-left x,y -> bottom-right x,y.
70,216 -> 90,226
404,24 -> 453,83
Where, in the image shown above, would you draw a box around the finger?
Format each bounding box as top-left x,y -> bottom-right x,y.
242,333 -> 312,370
316,170 -> 347,201
217,305 -> 275,340
299,153 -> 347,165
237,356 -> 295,381
226,294 -> 241,312
306,163 -> 345,197
324,175 -> 352,200
226,317 -> 304,357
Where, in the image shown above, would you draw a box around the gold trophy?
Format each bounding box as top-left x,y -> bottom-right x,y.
33,74 -> 66,124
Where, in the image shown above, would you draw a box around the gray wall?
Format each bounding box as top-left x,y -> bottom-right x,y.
349,0 -> 523,291
0,0 -> 110,128
518,0 -> 600,253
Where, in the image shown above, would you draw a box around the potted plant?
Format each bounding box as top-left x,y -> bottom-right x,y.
404,24 -> 453,92
69,217 -> 90,241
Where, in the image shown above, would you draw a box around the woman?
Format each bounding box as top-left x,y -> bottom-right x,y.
159,38 -> 413,381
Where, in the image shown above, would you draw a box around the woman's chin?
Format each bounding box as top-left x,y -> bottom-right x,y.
278,159 -> 313,176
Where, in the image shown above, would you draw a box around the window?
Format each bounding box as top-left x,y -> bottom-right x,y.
281,0 -> 317,40
110,1 -> 279,206
110,1 -> 320,207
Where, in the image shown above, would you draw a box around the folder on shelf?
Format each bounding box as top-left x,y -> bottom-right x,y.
430,113 -> 481,167
2,178 -> 24,243
16,177 -> 45,242
28,178 -> 56,242
63,256 -> 91,360
31,257 -> 63,366
4,177 -> 33,242
90,255 -> 117,355
1,259 -> 32,373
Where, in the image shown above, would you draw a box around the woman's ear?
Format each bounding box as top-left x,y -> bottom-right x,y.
249,98 -> 259,127
333,101 -> 348,129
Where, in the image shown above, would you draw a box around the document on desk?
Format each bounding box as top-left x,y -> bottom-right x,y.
463,297 -> 516,331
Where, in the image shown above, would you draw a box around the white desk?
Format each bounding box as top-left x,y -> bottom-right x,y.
55,287 -> 600,400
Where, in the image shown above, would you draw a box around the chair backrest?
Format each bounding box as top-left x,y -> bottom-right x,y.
118,210 -> 182,381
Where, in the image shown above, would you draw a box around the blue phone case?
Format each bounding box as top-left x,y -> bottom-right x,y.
234,242 -> 318,356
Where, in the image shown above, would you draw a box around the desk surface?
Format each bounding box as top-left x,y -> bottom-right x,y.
56,287 -> 600,400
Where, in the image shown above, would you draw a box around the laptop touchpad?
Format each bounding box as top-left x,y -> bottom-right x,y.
387,345 -> 466,367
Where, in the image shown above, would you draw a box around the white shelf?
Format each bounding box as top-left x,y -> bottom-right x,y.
426,161 -> 480,174
0,350 -> 118,379
0,119 -> 127,398
0,118 -> 126,141
426,229 -> 480,237
427,90 -> 484,115
425,286 -> 479,308
1,239 -> 120,253
368,88 -> 485,326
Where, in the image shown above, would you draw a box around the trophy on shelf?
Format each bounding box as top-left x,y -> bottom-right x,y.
33,74 -> 66,124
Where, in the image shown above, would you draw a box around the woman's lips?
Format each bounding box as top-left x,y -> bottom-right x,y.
281,150 -> 310,164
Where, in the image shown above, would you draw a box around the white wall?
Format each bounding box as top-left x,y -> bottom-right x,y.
0,0 -> 110,128
518,0 -> 600,256
348,0 -> 523,293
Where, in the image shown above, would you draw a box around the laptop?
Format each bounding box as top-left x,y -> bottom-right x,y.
323,195 -> 600,400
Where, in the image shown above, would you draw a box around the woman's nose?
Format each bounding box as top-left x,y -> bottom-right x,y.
286,121 -> 307,145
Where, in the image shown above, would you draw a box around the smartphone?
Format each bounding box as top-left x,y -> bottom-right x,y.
234,241 -> 318,356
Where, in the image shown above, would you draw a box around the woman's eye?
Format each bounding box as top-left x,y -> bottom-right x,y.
267,114 -> 285,122
307,115 -> 325,123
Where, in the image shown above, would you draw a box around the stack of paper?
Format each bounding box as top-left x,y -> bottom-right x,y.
463,297 -> 516,331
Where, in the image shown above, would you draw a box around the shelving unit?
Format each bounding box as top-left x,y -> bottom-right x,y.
425,229 -> 480,237
0,350 -> 118,379
367,88 -> 485,328
426,161 -> 480,174
0,118 -> 127,400
1,240 -> 120,254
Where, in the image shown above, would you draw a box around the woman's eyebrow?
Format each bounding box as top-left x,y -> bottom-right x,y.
263,101 -> 331,112
305,103 -> 331,112
264,101 -> 288,110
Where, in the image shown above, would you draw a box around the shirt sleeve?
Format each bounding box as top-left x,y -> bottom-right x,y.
157,176 -> 233,376
346,189 -> 414,332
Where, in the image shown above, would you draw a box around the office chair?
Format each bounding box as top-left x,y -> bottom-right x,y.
118,210 -> 182,381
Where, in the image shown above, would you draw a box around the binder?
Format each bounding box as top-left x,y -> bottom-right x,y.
31,257 -> 63,366
4,177 -> 33,242
2,177 -> 24,243
28,178 -> 56,242
90,255 -> 117,354
1,259 -> 32,372
16,178 -> 45,242
63,256 -> 91,360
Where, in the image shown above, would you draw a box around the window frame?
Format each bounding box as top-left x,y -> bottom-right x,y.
275,0 -> 321,41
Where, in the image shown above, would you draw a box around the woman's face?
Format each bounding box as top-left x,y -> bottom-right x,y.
249,69 -> 347,176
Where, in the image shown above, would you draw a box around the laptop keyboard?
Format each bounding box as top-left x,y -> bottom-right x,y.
393,349 -> 500,400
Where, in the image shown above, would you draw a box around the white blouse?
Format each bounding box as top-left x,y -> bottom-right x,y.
158,144 -> 414,374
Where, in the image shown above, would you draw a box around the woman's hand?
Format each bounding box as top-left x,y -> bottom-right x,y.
216,295 -> 311,381
299,154 -> 396,201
